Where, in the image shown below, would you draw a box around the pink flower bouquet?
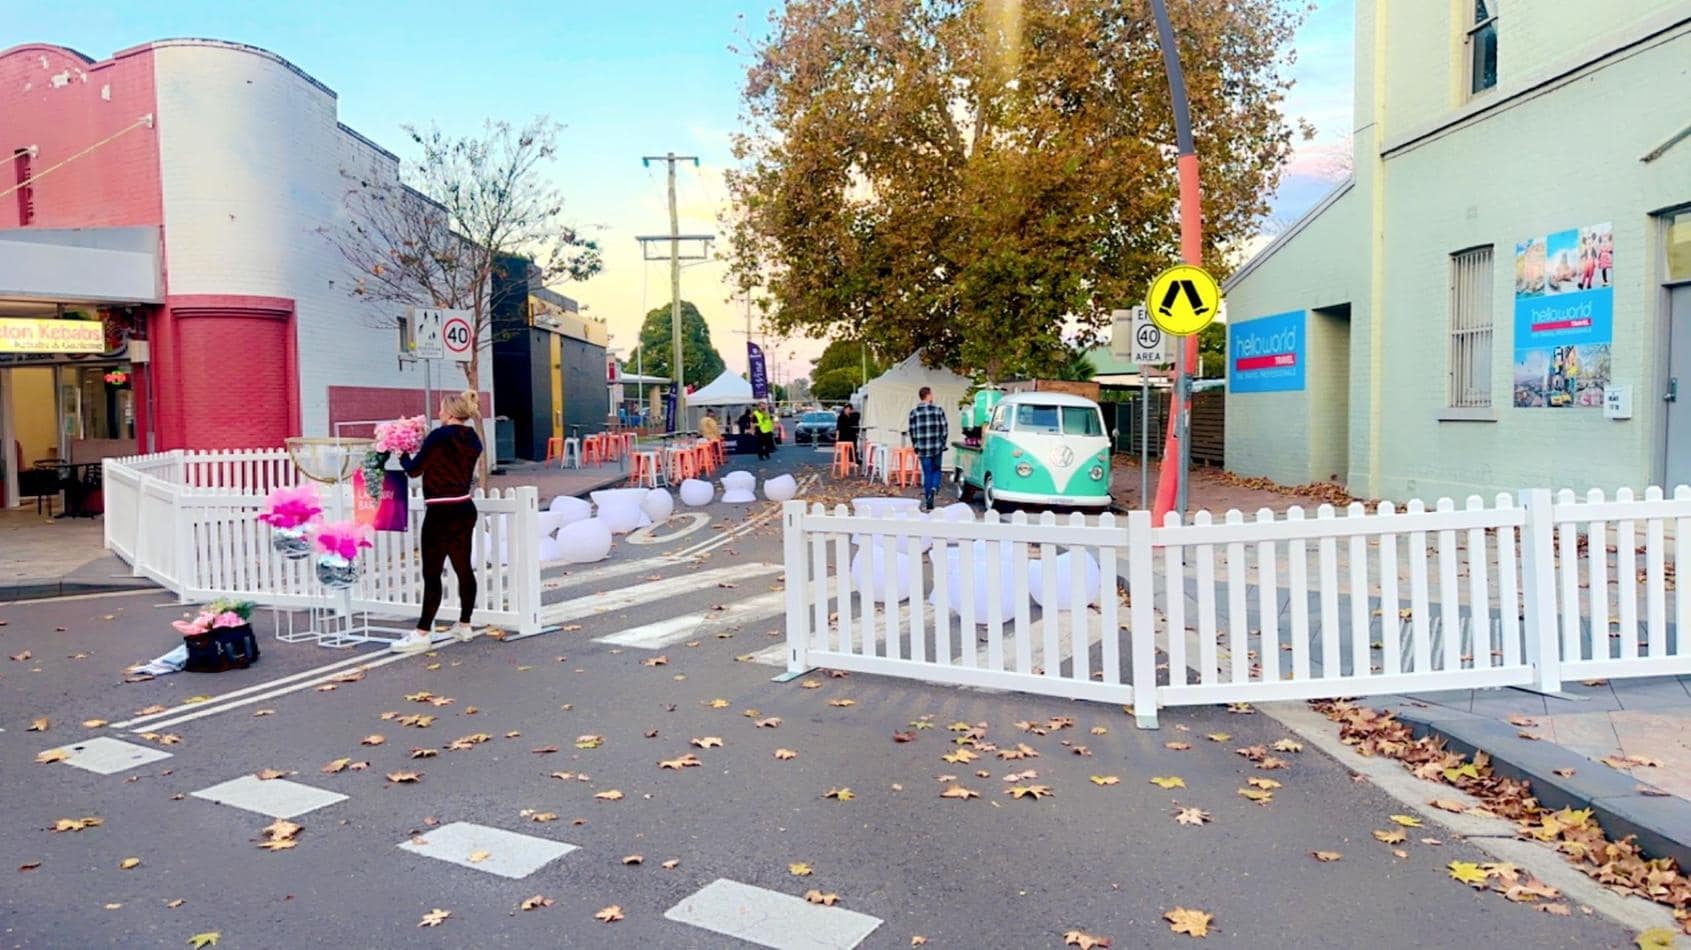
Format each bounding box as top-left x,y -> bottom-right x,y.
313,520 -> 374,562
257,484 -> 323,530
172,599 -> 255,635
374,415 -> 427,455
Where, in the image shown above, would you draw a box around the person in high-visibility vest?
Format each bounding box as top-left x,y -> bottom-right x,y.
753,404 -> 776,460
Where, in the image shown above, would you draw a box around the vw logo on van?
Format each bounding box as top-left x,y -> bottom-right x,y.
1057,446 -> 1075,468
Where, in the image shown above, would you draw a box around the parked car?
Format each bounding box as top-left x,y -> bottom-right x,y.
793,411 -> 838,444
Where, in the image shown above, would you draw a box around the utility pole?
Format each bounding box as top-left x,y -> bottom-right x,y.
637,153 -> 709,434
1147,0 -> 1205,524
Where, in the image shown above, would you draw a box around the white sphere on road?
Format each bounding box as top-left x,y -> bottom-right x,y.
558,518 -> 613,564
679,479 -> 714,507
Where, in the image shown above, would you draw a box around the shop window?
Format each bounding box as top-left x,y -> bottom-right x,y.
1449,245 -> 1494,408
12,148 -> 34,225
1466,1 -> 1499,97
1669,209 -> 1691,283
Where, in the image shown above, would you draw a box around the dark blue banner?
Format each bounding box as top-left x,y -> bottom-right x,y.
663,387 -> 678,433
748,342 -> 770,400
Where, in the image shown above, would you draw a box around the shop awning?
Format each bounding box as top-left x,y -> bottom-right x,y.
0,227 -> 162,311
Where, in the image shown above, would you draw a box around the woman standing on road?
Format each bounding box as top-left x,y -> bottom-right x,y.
390,391 -> 484,654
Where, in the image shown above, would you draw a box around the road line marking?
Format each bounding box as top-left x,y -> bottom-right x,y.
540,563 -> 781,627
595,590 -> 789,649
542,552 -> 686,590
396,821 -> 578,879
191,775 -> 348,819
665,878 -> 882,950
132,650 -> 414,732
626,512 -> 712,545
107,648 -> 382,729
42,736 -> 172,774
681,505 -> 784,559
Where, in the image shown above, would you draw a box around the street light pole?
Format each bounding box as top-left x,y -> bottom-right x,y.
1148,0 -> 1205,525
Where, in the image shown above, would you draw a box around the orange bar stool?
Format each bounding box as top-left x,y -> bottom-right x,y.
630,450 -> 664,488
892,446 -> 920,487
619,431 -> 638,459
545,436 -> 564,462
582,435 -> 605,467
831,441 -> 858,477
692,443 -> 715,476
712,438 -> 727,466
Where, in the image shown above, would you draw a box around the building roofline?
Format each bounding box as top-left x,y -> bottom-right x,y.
0,42 -> 97,65
337,123 -> 400,163
127,38 -> 339,99
1223,177 -> 1355,293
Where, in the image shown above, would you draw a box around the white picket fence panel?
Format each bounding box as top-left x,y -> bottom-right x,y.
1551,486 -> 1691,680
783,486 -> 1691,727
102,450 -> 543,636
1153,495 -> 1536,709
781,505 -> 1133,705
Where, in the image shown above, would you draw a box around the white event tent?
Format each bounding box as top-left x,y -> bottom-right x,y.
860,350 -> 973,469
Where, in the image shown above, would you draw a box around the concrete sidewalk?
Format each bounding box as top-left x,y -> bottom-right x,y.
1385,678 -> 1691,870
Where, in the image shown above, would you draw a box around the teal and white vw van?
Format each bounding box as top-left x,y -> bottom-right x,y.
955,392 -> 1113,510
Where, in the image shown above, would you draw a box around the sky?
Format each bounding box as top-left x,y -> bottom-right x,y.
22,0 -> 1353,382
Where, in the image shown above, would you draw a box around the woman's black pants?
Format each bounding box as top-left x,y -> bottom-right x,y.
417,501 -> 477,630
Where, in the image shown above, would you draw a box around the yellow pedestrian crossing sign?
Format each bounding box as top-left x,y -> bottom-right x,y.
1146,263 -> 1222,336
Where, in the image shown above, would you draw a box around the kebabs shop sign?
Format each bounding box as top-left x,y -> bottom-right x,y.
0,318 -> 107,354
1229,309 -> 1306,394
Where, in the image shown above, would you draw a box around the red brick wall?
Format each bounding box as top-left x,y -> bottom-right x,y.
0,43 -> 161,228
152,295 -> 298,449
327,387 -> 494,438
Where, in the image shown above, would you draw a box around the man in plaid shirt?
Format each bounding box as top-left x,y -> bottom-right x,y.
906,386 -> 950,511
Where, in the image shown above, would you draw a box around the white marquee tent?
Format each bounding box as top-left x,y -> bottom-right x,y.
687,371 -> 755,407
860,350 -> 973,469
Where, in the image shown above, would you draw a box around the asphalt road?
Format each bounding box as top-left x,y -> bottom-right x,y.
0,447 -> 1635,948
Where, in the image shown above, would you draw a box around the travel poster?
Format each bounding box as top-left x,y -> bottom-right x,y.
1229,309 -> 1306,394
1512,222 -> 1613,408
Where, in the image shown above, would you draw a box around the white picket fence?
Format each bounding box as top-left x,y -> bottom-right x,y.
103,449 -> 544,636
782,487 -> 1691,728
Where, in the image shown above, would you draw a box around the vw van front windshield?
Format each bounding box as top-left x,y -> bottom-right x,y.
1014,404 -> 1062,433
1062,407 -> 1104,436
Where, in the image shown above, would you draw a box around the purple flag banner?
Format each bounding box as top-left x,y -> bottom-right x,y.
748,342 -> 770,399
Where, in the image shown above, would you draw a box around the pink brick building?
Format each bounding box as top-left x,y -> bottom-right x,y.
0,39 -> 485,504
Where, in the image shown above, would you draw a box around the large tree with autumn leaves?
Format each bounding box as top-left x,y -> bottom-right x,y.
725,0 -> 1309,380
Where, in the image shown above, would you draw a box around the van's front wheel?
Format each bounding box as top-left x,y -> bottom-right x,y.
957,469 -> 978,503
983,474 -> 1007,513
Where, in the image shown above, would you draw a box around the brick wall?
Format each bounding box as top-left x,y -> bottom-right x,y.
149,295 -> 298,450
327,386 -> 494,437
0,43 -> 161,229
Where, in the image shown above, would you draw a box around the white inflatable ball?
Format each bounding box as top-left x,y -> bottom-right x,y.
930,540 -> 1023,620
722,487 -> 757,504
537,535 -> 563,562
849,546 -> 914,603
591,490 -> 645,534
721,470 -> 756,493
679,478 -> 714,507
934,502 -> 975,523
558,518 -> 613,564
548,495 -> 593,525
763,474 -> 798,502
641,488 -> 675,523
1027,549 -> 1103,611
537,510 -> 566,538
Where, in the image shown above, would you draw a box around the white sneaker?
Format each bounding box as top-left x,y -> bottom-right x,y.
449,623 -> 480,643
389,632 -> 433,654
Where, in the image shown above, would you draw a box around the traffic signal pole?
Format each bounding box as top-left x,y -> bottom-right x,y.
1149,0 -> 1203,526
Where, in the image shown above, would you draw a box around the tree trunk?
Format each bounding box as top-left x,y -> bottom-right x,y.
464,352 -> 492,491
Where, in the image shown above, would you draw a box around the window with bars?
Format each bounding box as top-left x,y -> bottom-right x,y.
1449,246 -> 1495,408
1466,0 -> 1499,97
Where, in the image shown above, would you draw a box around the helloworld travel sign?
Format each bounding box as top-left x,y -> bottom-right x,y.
1228,309 -> 1306,394
0,318 -> 107,354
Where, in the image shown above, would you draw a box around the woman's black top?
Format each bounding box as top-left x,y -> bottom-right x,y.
401,425 -> 483,500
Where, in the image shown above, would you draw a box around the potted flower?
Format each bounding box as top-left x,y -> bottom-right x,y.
172,599 -> 259,672
258,484 -> 323,559
362,415 -> 426,500
314,520 -> 373,589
